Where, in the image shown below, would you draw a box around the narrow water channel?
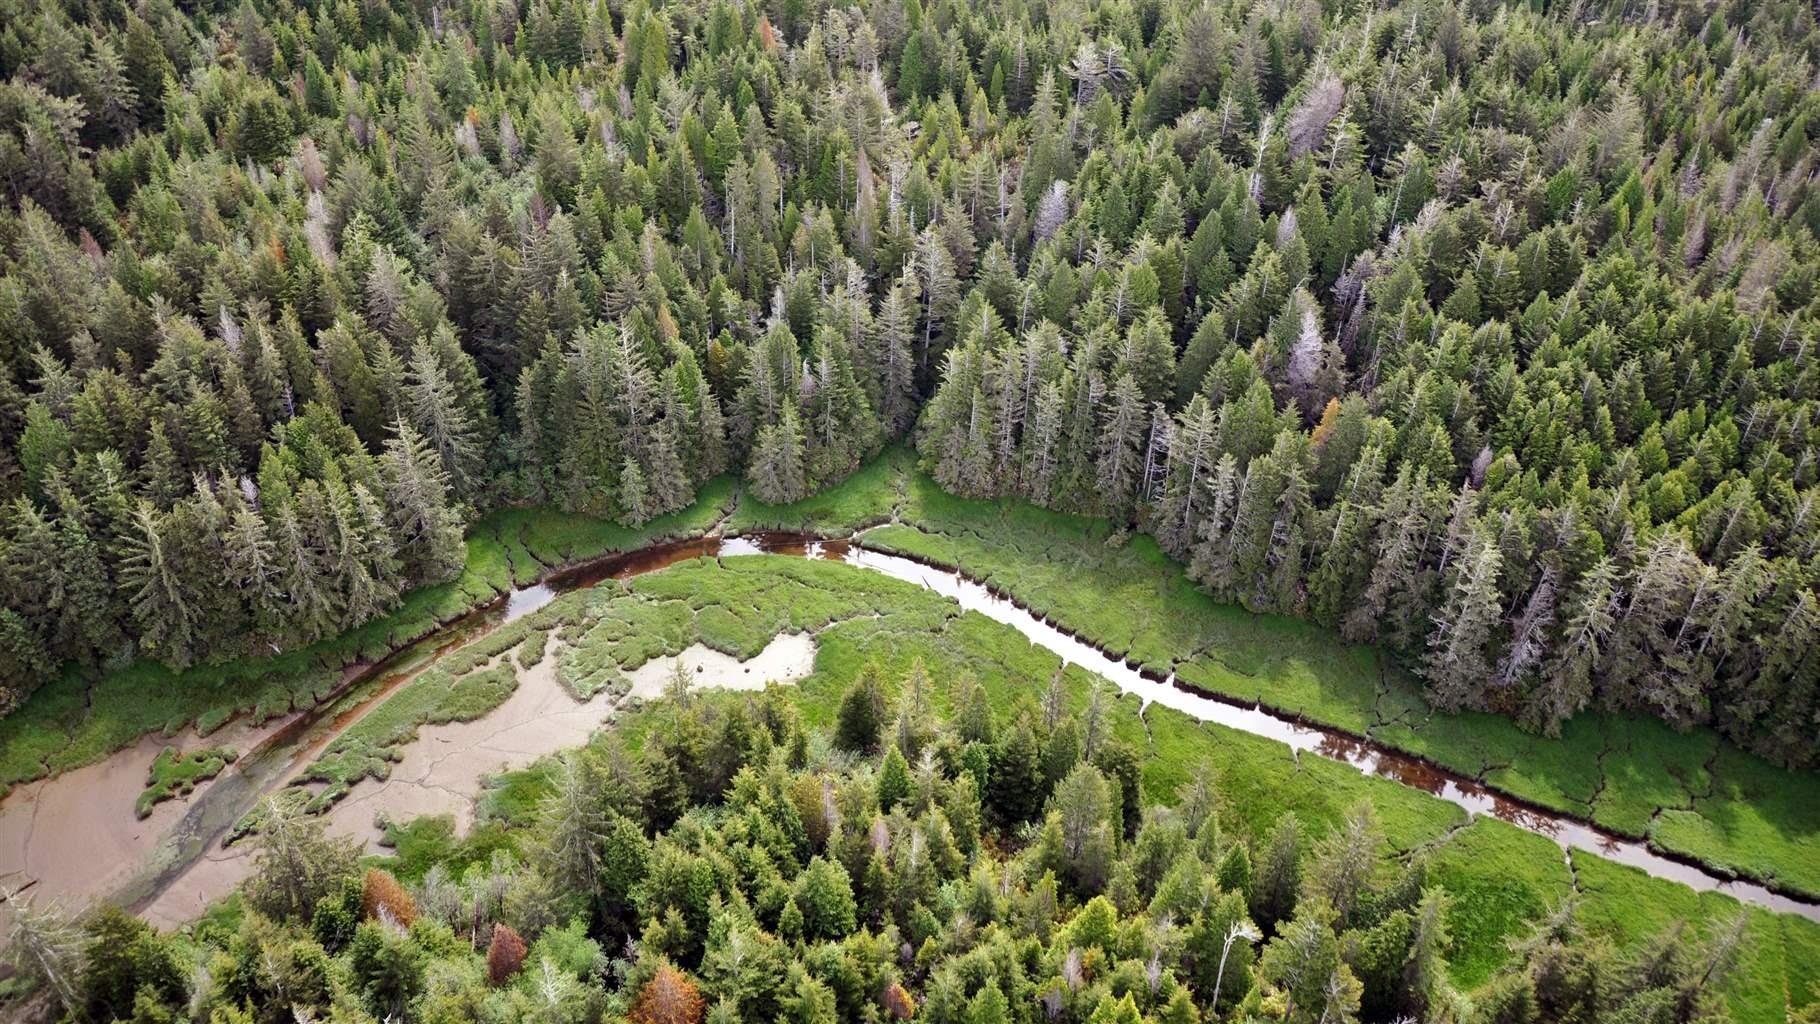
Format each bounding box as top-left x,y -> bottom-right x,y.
102,531 -> 1818,925
831,542 -> 1820,921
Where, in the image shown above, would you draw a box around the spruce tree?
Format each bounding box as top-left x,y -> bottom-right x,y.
1422,532 -> 1504,713
117,502 -> 197,668
748,406 -> 807,505
405,339 -> 485,501
834,664 -> 888,753
379,418 -> 466,585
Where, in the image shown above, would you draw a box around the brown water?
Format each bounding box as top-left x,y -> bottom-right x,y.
108,536 -> 821,916
832,542 -> 1820,921
94,600 -> 523,916
9,530 -> 1813,927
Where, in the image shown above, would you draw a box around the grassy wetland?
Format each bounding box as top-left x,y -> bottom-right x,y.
4,0 -> 1820,1016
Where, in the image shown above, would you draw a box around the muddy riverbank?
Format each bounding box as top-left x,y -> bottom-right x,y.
2,530 -> 1815,932
138,630 -> 818,928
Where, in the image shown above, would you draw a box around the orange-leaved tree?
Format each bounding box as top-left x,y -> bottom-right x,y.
486,923 -> 528,985
362,868 -> 417,927
629,964 -> 706,1024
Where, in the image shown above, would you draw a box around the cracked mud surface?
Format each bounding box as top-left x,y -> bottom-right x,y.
0,716 -> 271,932
623,634 -> 816,701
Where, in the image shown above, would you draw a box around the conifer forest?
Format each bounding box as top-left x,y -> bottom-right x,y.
1,0 -> 1820,1017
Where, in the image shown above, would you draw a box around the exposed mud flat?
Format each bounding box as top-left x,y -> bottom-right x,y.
625,634 -> 817,701
319,632 -> 817,848
12,531 -> 1820,936
139,843 -> 256,931
136,631 -> 817,928
0,717 -> 270,930
315,652 -> 612,851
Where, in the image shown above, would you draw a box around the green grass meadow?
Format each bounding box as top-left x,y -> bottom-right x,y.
464,553 -> 1819,1022
810,460 -> 1820,905
5,449 -> 1819,1022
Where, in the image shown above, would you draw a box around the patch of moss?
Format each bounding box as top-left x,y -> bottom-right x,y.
135,745 -> 239,819
1426,819 -> 1574,988
516,630 -> 549,669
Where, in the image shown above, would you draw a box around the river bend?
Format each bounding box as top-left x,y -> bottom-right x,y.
6,531 -> 1812,928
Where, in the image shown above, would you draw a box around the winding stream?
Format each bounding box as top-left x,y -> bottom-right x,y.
7,530 -> 1814,928
832,542 -> 1820,921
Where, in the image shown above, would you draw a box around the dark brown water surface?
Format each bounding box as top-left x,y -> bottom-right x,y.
114,531 -> 1820,924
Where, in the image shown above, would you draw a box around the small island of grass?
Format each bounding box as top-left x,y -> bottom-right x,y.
135,746 -> 238,820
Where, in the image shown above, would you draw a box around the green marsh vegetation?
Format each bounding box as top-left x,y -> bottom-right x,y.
297,554 -> 943,806
0,486 -> 732,799
721,451 -> 1820,903
135,745 -> 238,819
24,554 -> 1811,1023
1,0 -> 1819,1013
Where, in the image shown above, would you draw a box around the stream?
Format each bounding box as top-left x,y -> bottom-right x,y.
10,531 -> 1814,928
831,542 -> 1820,921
